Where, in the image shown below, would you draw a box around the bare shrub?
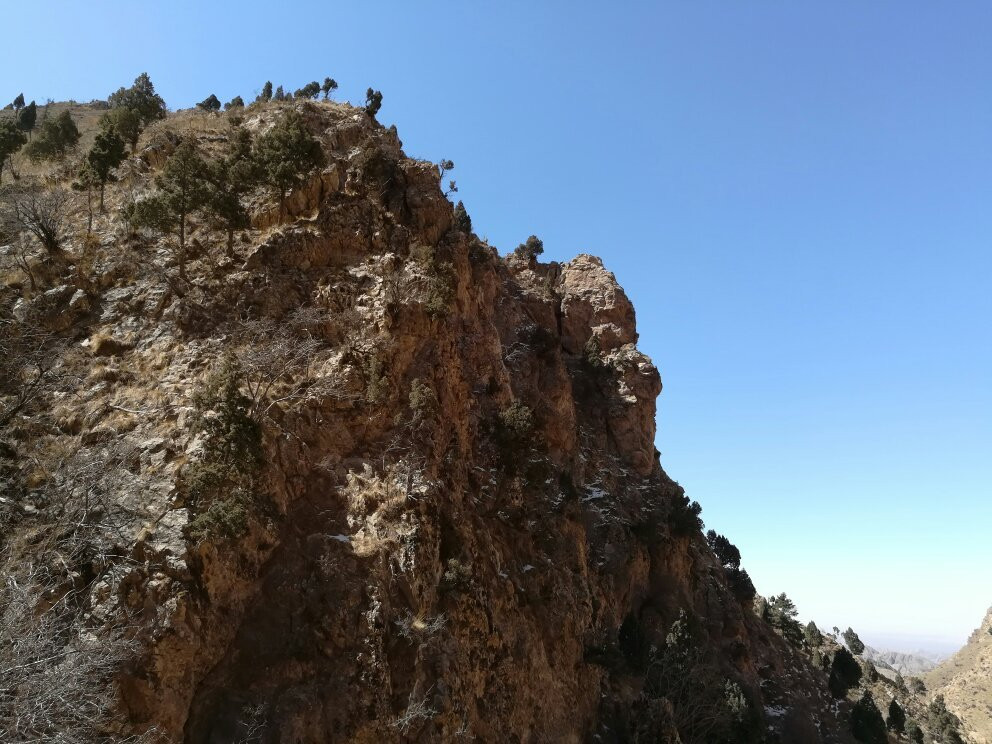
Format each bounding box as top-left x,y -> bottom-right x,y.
1,182 -> 74,254
0,315 -> 68,428
391,689 -> 437,734
394,611 -> 446,643
234,309 -> 344,419
0,571 -> 157,742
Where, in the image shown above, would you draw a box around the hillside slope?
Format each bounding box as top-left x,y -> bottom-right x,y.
927,608 -> 992,743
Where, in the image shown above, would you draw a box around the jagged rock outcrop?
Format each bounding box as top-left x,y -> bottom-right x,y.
2,100 -> 867,743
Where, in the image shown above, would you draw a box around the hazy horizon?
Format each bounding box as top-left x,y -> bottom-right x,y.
4,1 -> 989,649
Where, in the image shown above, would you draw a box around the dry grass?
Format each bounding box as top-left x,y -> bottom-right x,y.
926,611 -> 992,743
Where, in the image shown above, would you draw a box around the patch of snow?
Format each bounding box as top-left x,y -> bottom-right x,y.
583,487 -> 607,502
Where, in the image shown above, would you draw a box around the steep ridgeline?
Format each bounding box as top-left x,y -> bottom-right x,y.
927,608 -> 992,743
0,98 -> 931,743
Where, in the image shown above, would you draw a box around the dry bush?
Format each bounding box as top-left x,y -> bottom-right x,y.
391,689 -> 437,734
0,181 -> 74,254
0,315 -> 69,428
0,569 -> 157,742
234,308 -> 346,420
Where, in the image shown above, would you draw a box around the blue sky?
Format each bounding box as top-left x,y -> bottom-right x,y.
5,1 -> 990,649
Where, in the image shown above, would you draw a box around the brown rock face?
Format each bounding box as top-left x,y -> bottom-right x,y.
558,254 -> 638,354
1,101 -> 855,744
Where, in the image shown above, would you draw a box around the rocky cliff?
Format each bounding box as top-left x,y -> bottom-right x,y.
1,98 -> 917,743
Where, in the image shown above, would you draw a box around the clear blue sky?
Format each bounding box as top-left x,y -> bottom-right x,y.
5,1 -> 990,650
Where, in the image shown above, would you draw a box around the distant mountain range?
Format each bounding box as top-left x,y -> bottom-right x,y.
862,645 -> 944,677
925,606 -> 992,744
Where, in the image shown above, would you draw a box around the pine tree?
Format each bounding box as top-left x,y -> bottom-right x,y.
259,81 -> 273,103
905,720 -> 924,743
24,111 -> 80,161
928,695 -> 965,744
86,129 -> 126,209
16,101 -> 37,138
321,78 -> 338,99
706,530 -> 742,569
108,72 -> 167,124
514,235 -> 544,261
72,163 -> 101,234
12,93 -> 24,112
804,620 -> 823,647
453,201 -> 472,233
296,82 -> 321,100
727,567 -> 756,602
197,94 -> 222,112
843,627 -> 866,655
850,691 -> 887,744
132,137 -> 209,279
252,110 -> 324,222
225,96 -> 245,110
364,88 -> 383,118
886,699 -> 906,735
273,85 -> 285,102
829,646 -> 862,698
100,107 -> 143,152
204,125 -> 257,253
0,120 -> 27,184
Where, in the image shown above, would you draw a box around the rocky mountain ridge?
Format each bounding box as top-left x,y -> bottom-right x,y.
0,93 -> 970,743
